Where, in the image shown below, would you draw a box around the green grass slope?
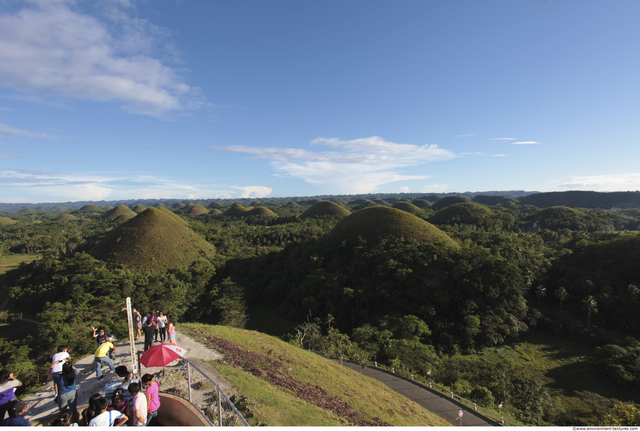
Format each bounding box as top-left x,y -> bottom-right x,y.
130,204 -> 147,213
0,217 -> 17,225
102,204 -> 136,221
89,207 -> 214,273
392,201 -> 423,215
411,198 -> 433,209
325,206 -> 458,247
55,214 -> 77,222
431,195 -> 472,211
184,203 -> 209,215
74,204 -> 103,214
429,202 -> 493,225
180,323 -> 449,426
244,207 -> 277,217
300,201 -> 351,219
225,203 -> 250,217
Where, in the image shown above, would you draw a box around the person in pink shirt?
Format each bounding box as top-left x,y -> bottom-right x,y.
127,382 -> 147,427
142,374 -> 160,426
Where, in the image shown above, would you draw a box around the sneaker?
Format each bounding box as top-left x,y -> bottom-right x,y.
97,376 -> 104,380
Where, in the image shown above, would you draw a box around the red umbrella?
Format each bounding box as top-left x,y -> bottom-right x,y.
139,344 -> 186,367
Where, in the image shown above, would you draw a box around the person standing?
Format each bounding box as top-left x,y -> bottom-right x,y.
142,374 -> 160,426
0,370 -> 21,420
53,362 -> 79,423
157,311 -> 167,343
121,307 -> 143,340
152,311 -> 160,342
51,346 -> 70,375
128,382 -> 147,427
0,400 -> 29,426
93,338 -> 116,380
142,318 -> 157,351
167,317 -> 176,345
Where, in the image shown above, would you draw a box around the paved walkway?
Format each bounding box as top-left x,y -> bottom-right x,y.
338,361 -> 502,427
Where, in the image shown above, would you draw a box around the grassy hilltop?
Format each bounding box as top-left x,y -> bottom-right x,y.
180,323 -> 449,426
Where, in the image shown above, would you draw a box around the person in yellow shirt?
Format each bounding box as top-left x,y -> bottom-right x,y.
93,337 -> 116,380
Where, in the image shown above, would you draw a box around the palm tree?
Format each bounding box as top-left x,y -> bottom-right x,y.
582,295 -> 598,327
535,285 -> 547,308
555,286 -> 568,311
585,279 -> 594,295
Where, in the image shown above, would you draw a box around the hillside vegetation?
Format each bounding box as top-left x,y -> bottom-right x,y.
180,323 -> 449,426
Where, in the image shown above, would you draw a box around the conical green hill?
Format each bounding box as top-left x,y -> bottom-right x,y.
55,214 -> 77,223
300,201 -> 351,219
326,206 -> 458,247
172,202 -> 186,210
75,204 -> 103,214
208,201 -> 223,209
431,195 -> 471,211
392,201 -> 423,215
184,203 -> 209,215
103,205 -> 137,221
225,203 -> 249,217
411,199 -> 432,209
89,207 -> 214,273
208,208 -> 222,215
0,217 -> 17,225
429,202 -> 493,225
244,207 -> 277,217
131,204 -> 147,214
285,201 -> 299,208
372,199 -> 390,206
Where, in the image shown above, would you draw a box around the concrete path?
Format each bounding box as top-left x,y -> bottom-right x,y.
338,361 -> 502,427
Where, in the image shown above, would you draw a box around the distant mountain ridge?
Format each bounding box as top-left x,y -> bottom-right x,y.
0,191 -> 539,212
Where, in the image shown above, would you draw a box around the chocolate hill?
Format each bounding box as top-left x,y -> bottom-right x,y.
55,214 -> 77,223
429,202 -> 493,225
325,206 -> 458,247
431,195 -> 471,211
89,207 -> 214,273
244,207 -> 277,217
300,201 -> 351,219
102,205 -> 136,221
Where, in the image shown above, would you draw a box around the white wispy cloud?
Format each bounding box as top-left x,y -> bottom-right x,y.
219,136 -> 456,194
0,168 -> 251,202
513,141 -> 540,145
555,173 -> 640,191
491,154 -> 507,157
231,186 -> 273,198
0,0 -> 208,116
0,123 -> 61,139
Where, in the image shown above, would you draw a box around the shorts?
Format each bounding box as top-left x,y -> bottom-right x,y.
168,333 -> 175,341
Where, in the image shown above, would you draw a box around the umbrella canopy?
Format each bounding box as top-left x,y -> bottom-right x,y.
139,344 -> 186,367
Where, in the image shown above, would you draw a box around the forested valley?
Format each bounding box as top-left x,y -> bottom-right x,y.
1,190 -> 639,426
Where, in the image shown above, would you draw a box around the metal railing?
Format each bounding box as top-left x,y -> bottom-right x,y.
366,361 -> 518,426
185,359 -> 249,426
149,357 -> 249,426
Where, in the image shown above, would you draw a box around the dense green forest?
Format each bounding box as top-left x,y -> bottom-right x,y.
1,190 -> 640,425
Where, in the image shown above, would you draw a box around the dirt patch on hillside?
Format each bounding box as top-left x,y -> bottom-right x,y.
189,327 -> 389,426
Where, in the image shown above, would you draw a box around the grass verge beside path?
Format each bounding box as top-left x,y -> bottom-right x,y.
180,323 -> 450,427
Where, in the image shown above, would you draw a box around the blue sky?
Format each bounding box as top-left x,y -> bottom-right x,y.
0,0 -> 639,203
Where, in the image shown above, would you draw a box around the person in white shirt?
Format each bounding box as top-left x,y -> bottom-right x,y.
51,346 -> 70,375
88,397 -> 127,427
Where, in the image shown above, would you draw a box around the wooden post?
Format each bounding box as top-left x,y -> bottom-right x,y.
187,361 -> 192,403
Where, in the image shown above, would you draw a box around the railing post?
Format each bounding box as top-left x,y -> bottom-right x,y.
450,392 -> 454,399
217,386 -> 222,426
474,403 -> 477,410
187,361 -> 192,403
